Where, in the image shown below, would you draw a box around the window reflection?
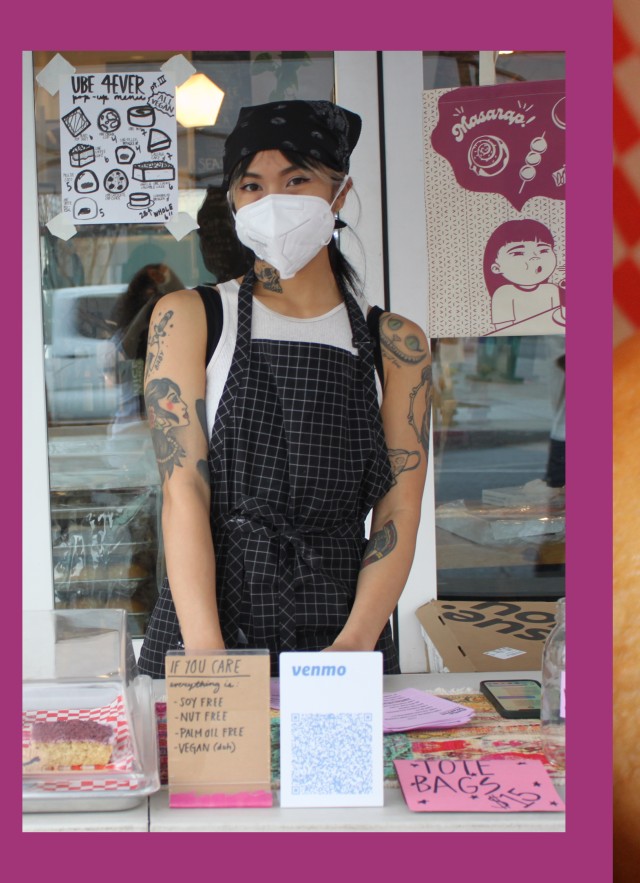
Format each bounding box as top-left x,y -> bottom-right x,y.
431,336 -> 565,600
34,50 -> 335,634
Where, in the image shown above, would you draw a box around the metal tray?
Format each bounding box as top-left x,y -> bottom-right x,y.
23,676 -> 160,813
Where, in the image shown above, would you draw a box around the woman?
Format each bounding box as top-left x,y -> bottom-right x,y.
138,99 -> 430,677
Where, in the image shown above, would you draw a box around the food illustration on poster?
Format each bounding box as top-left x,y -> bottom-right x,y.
424,80 -> 565,338
59,72 -> 178,225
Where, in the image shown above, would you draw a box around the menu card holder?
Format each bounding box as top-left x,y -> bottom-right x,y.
165,650 -> 272,807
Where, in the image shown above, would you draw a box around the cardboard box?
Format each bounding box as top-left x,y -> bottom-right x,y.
415,600 -> 558,673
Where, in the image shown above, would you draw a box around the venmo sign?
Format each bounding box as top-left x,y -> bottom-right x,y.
291,665 -> 347,677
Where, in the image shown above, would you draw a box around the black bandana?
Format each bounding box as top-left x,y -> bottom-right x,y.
222,100 -> 362,188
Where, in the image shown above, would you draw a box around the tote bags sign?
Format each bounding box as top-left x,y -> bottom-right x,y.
424,80 -> 566,338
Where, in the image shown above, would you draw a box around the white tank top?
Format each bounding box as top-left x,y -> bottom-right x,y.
204,279 -> 381,438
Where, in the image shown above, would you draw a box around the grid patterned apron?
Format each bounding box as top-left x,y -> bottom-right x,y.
139,269 -> 399,677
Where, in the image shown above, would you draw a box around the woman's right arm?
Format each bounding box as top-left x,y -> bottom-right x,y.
144,289 -> 225,652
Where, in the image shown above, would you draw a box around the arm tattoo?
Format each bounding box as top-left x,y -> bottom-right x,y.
145,377 -> 189,483
255,261 -> 283,293
388,448 -> 421,483
361,520 -> 398,569
146,309 -> 174,378
380,316 -> 428,367
408,364 -> 433,459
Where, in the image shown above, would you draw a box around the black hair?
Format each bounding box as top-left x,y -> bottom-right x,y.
227,149 -> 361,298
196,189 -> 253,283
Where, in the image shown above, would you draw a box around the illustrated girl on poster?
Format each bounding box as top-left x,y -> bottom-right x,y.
483,219 -> 564,334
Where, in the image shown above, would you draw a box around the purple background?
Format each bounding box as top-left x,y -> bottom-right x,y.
11,5 -> 612,880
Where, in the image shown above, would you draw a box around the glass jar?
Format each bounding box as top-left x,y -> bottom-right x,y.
540,596 -> 566,768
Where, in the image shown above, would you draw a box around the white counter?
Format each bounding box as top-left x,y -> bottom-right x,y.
23,671 -> 565,833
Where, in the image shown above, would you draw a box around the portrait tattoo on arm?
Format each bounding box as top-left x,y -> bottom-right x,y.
361,520 -> 398,569
146,309 -> 174,378
145,377 -> 189,483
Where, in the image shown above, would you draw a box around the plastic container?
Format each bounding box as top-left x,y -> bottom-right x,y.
540,597 -> 566,769
23,609 -> 160,812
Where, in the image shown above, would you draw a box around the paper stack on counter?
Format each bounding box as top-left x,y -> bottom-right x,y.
382,689 -> 474,733
271,681 -> 474,732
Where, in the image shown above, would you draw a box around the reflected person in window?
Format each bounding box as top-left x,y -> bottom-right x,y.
138,100 -> 431,677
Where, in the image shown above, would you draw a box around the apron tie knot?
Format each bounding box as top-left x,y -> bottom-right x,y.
225,514 -> 323,571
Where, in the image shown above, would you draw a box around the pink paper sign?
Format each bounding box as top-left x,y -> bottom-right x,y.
394,759 -> 564,812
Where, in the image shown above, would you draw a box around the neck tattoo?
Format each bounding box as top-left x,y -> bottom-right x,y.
255,262 -> 283,293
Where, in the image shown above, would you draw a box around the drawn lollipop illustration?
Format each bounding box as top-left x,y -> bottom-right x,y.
519,133 -> 548,194
468,135 -> 510,177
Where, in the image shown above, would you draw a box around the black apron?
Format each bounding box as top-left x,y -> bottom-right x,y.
139,269 -> 399,677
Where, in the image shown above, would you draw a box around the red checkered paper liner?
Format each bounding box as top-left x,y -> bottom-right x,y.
22,693 -> 140,792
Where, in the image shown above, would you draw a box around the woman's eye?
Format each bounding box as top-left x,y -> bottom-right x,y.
239,182 -> 260,192
287,176 -> 310,187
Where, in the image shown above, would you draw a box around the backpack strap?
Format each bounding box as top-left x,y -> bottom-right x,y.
195,284 -> 224,365
366,304 -> 386,388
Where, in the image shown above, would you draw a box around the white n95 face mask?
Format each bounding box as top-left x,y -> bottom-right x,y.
233,183 -> 347,280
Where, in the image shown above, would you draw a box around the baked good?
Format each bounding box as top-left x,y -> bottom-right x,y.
62,107 -> 91,137
132,161 -> 175,182
115,145 -> 135,164
468,135 -> 509,178
614,332 -> 640,877
97,108 -> 121,133
127,105 -> 155,127
74,169 -> 99,193
31,720 -> 114,767
148,128 -> 171,152
73,198 -> 98,220
103,168 -> 129,193
69,144 -> 96,167
127,192 -> 151,209
104,596 -> 147,612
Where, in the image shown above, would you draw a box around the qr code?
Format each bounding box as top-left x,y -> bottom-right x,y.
291,713 -> 373,795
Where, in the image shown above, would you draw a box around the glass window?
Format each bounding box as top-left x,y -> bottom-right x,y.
423,52 -> 480,88
423,51 -> 566,602
32,50 -> 335,634
495,51 -> 566,83
431,335 -> 565,601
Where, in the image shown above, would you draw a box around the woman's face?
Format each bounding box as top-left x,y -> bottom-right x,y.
231,150 -> 349,212
492,239 -> 557,287
157,386 -> 189,426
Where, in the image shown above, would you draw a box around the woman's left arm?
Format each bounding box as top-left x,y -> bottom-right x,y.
328,311 -> 431,652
